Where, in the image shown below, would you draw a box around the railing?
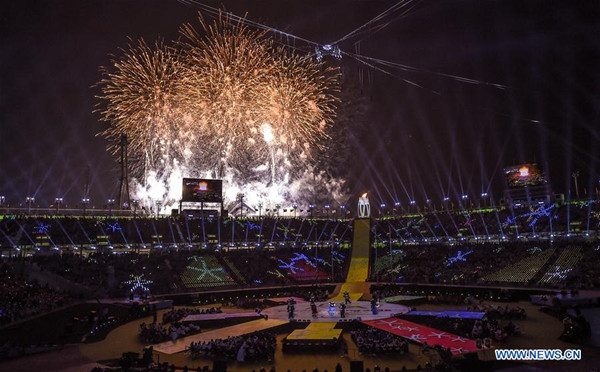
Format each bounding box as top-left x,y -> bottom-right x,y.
0,206 -> 134,217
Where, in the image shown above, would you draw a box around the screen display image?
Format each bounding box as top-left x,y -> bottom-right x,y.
504,164 -> 547,188
182,178 -> 223,202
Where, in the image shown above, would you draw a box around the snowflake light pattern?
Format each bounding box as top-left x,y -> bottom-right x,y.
446,250 -> 473,266
410,334 -> 426,342
522,204 -> 554,227
277,252 -> 319,273
247,221 -> 260,230
429,331 -> 449,339
107,222 -> 123,232
187,258 -> 226,281
266,270 -> 285,278
543,265 -> 573,282
33,223 -> 50,234
124,274 -> 153,293
502,216 -> 517,229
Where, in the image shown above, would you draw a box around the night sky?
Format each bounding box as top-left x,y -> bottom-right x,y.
1,0 -> 599,207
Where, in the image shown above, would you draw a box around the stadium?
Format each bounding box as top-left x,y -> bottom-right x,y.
1,1 -> 600,372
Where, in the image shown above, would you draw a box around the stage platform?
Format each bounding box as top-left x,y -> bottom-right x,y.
181,312 -> 260,326
363,317 -> 481,355
261,300 -> 409,322
283,322 -> 342,352
153,318 -> 289,355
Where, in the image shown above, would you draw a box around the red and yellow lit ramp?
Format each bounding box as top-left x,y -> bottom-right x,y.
331,219 -> 371,301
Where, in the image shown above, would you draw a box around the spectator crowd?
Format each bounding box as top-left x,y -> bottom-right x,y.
189,331 -> 276,362
351,327 -> 409,355
0,265 -> 71,325
138,321 -> 201,344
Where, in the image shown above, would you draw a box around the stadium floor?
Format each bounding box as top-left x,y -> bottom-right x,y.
3,300 -> 599,372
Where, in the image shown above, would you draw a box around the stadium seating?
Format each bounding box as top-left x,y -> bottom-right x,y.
481,248 -> 555,284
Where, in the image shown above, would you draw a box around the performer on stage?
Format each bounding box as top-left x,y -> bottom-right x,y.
370,298 -> 378,315
328,301 -> 336,315
340,303 -> 346,318
310,299 -> 318,318
343,291 -> 351,304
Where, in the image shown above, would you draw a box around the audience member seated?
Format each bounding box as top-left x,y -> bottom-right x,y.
189,331 -> 276,362
138,321 -> 201,344
351,327 -> 409,355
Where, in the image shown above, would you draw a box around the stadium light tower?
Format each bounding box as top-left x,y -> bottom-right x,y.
442,196 -> 450,211
82,198 -> 90,215
309,204 -> 315,218
237,193 -> 245,218
26,196 -> 35,215
292,203 -> 298,218
117,134 -> 131,208
55,197 -> 63,213
258,202 -> 263,218
108,199 -> 115,215
275,204 -> 281,218
0,195 -> 5,207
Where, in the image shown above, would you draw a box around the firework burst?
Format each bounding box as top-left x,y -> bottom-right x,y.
95,38 -> 191,177
95,12 -> 343,211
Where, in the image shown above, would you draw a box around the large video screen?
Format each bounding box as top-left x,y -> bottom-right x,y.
504,164 -> 547,188
182,178 -> 222,202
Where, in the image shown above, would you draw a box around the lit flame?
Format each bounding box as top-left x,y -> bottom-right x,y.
519,166 -> 530,177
